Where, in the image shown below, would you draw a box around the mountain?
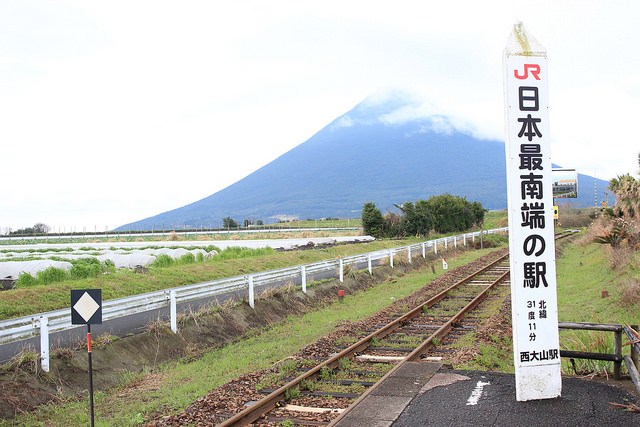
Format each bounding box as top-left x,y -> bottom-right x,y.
116,94 -> 610,231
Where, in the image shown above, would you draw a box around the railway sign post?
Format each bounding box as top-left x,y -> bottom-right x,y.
71,289 -> 102,427
503,23 -> 562,401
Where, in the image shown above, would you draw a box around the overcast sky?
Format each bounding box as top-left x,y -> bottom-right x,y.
1,1 -> 638,232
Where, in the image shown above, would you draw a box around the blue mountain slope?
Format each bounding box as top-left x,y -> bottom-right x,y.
117,97 -> 609,231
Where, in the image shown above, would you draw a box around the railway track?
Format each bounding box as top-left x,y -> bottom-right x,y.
148,232 -> 581,426
150,250 -> 512,426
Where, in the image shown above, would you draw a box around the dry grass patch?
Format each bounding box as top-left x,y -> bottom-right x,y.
620,278 -> 640,307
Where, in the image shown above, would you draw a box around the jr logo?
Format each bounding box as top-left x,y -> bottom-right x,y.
514,64 -> 541,80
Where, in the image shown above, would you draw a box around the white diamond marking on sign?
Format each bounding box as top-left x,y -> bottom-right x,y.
73,292 -> 100,322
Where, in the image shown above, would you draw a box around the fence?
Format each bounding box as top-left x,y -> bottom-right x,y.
559,321 -> 640,394
0,228 -> 507,372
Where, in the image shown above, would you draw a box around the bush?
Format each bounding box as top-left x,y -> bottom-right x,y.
151,254 -> 174,268
70,258 -> 106,279
362,194 -> 486,238
178,253 -> 196,264
15,273 -> 37,288
36,267 -> 68,285
620,278 -> 640,307
362,202 -> 385,237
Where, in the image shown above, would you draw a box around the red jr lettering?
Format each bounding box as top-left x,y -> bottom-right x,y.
514,64 -> 541,80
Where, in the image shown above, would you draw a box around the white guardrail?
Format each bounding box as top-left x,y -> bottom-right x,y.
0,228 -> 507,371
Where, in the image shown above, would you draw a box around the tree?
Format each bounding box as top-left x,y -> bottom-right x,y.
395,201 -> 433,236
601,172 -> 640,248
222,217 -> 238,228
33,223 -> 50,234
395,202 -> 418,236
9,223 -> 50,235
469,201 -> 487,227
362,195 -> 484,238
361,202 -> 385,237
609,173 -> 639,221
415,194 -> 484,234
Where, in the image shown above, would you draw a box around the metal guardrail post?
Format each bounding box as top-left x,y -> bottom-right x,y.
389,250 -> 394,268
300,266 -> 307,293
169,290 -> 177,333
367,254 -> 372,274
454,236 -> 457,248
339,258 -> 344,283
248,276 -> 254,308
39,316 -> 49,372
407,246 -> 412,264
434,240 -> 437,255
444,238 -> 448,251
421,242 -> 426,258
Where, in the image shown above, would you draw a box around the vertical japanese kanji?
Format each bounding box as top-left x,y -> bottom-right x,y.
503,22 -> 562,401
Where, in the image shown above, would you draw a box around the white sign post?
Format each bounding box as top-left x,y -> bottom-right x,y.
503,23 -> 562,401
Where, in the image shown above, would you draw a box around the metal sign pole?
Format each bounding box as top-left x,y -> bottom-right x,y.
87,323 -> 95,427
70,288 -> 102,426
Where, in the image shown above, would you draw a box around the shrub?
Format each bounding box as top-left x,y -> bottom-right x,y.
36,267 -> 68,285
15,273 -> 37,288
620,278 -> 640,307
70,258 -> 105,279
178,253 -> 196,265
151,254 -> 174,268
594,218 -> 630,247
362,202 -> 385,237
607,245 -> 634,271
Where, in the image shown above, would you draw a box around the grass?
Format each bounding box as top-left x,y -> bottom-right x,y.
0,238 -> 429,320
3,247 -> 502,426
556,241 -> 636,324
555,239 -> 640,375
482,210 -> 508,230
6,226 -> 637,424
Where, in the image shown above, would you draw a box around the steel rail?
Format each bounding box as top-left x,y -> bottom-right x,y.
218,253 -> 510,426
329,261 -> 510,427
406,267 -> 509,361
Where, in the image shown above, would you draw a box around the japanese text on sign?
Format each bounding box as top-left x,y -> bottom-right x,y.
505,54 -> 560,369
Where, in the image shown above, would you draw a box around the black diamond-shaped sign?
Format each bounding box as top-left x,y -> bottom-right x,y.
71,289 -> 102,325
